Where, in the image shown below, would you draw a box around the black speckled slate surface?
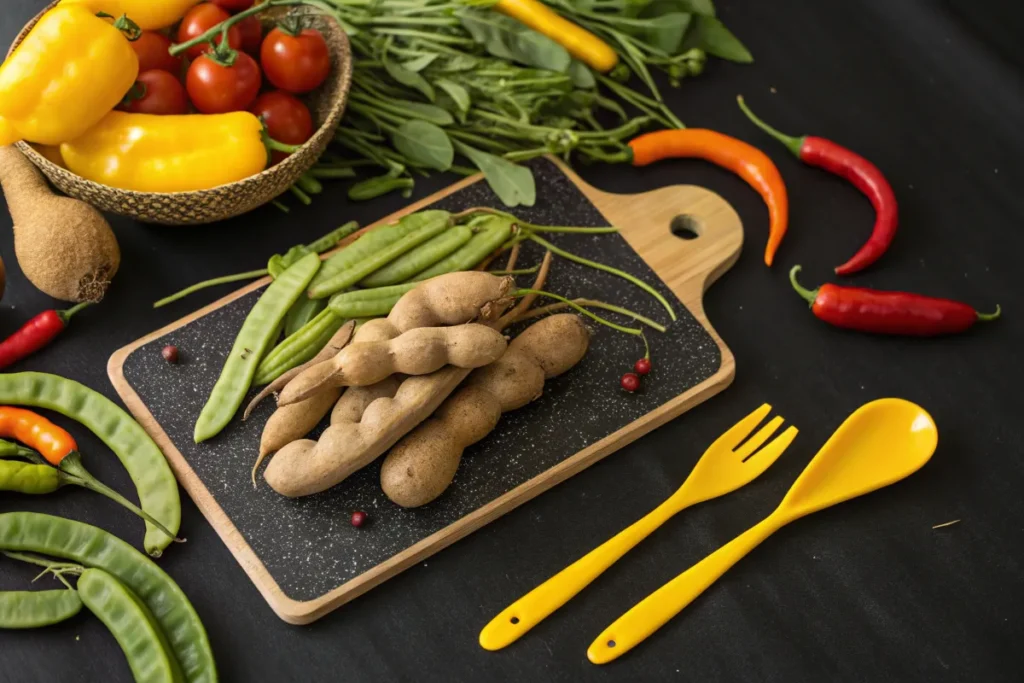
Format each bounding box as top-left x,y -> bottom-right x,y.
120,159 -> 723,603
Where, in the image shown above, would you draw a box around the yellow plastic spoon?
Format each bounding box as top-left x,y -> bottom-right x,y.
587,398 -> 938,664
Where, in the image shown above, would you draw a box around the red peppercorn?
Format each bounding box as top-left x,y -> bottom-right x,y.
161,345 -> 179,363
620,373 -> 640,392
351,510 -> 367,527
634,358 -> 651,375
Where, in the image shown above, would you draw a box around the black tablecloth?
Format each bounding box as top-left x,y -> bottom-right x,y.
1,2 -> 1022,681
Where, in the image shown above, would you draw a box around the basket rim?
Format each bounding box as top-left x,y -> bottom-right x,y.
8,0 -> 353,199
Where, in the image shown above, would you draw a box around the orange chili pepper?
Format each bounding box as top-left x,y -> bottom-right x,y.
629,130 -> 789,267
0,406 -> 77,466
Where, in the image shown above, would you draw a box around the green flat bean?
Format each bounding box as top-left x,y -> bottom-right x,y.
359,224 -> 474,287
284,296 -> 327,338
309,216 -> 451,299
0,589 -> 82,629
79,568 -> 182,683
267,245 -> 312,279
305,220 -> 360,254
412,216 -> 515,280
253,308 -> 346,386
328,282 -> 419,319
0,512 -> 216,682
307,210 -> 450,296
195,252 -> 321,443
0,373 -> 180,558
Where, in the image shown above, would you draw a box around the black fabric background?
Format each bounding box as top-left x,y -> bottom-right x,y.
1,1 -> 1022,681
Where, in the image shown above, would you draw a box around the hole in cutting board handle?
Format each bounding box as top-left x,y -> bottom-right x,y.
671,214 -> 702,240
510,616 -> 519,624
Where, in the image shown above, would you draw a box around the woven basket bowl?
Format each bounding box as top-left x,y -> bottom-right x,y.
7,2 -> 352,225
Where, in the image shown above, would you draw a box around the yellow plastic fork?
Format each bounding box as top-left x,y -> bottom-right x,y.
479,404 -> 798,651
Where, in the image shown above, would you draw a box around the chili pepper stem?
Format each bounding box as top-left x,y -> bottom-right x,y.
789,265 -> 819,306
153,269 -> 269,308
736,96 -> 805,158
513,289 -> 643,335
58,453 -> 183,543
58,302 -> 91,323
977,305 -> 1001,322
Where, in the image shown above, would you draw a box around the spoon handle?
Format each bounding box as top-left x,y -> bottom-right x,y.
480,495 -> 689,651
588,515 -> 782,664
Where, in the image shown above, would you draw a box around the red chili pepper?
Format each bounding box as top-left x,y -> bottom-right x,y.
0,302 -> 90,370
738,96 -> 898,275
628,129 -> 788,267
789,266 -> 1000,336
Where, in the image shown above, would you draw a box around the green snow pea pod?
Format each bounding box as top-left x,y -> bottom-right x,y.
78,568 -> 183,683
283,296 -> 327,338
0,512 -> 216,683
328,282 -> 420,319
309,217 -> 451,298
0,373 -> 181,558
253,307 -> 346,386
412,216 -> 515,281
360,224 -> 474,288
195,252 -> 321,443
0,589 -> 82,629
308,210 -> 450,297
0,459 -> 59,494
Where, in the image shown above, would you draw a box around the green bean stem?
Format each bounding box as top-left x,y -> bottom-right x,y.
516,297 -> 667,333
527,234 -> 677,321
513,289 -> 643,335
153,269 -> 268,309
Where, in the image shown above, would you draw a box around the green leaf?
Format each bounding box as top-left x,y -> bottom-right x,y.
434,78 -> 471,113
379,99 -> 454,126
670,0 -> 714,15
434,54 -> 481,72
454,141 -> 536,208
401,53 -> 439,72
568,61 -> 596,88
384,59 -> 436,101
640,12 -> 692,54
456,8 -> 572,73
691,15 -> 752,62
391,120 -> 454,171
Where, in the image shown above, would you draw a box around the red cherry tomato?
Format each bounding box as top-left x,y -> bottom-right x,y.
260,27 -> 331,94
237,15 -> 263,55
186,52 -> 262,114
211,0 -> 256,11
177,4 -> 242,61
250,91 -> 314,163
119,70 -> 190,115
131,31 -> 182,74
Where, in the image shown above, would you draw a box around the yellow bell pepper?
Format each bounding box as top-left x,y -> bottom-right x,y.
61,0 -> 202,31
60,111 -> 270,193
0,5 -> 139,146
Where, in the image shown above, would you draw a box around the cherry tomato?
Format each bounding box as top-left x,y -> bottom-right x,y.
131,31 -> 182,74
211,0 -> 255,11
261,27 -> 331,94
119,70 -> 190,115
237,15 -> 263,55
177,4 -> 242,62
251,91 -> 314,163
187,52 -> 262,114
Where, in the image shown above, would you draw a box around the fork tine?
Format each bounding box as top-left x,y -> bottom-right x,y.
743,425 -> 798,475
715,403 -> 773,451
734,416 -> 784,461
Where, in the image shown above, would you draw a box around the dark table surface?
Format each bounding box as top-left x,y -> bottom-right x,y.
2,1 -> 1022,681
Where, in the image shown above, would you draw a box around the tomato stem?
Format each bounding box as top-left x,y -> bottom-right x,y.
169,0 -> 314,56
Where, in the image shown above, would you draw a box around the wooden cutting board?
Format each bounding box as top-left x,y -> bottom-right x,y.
107,157 -> 743,624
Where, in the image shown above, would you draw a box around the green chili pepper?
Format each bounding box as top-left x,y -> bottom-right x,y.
0,459 -> 60,495
308,210 -> 450,296
0,438 -> 39,461
195,252 -> 322,443
412,216 -> 515,281
0,373 -> 181,558
0,589 -> 82,630
0,513 -> 216,683
327,282 -> 420,319
252,307 -> 347,386
360,224 -> 474,288
308,216 -> 451,299
283,296 -> 327,338
78,568 -> 183,683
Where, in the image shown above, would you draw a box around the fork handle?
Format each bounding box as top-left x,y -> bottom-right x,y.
587,515 -> 783,664
479,495 -> 688,651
